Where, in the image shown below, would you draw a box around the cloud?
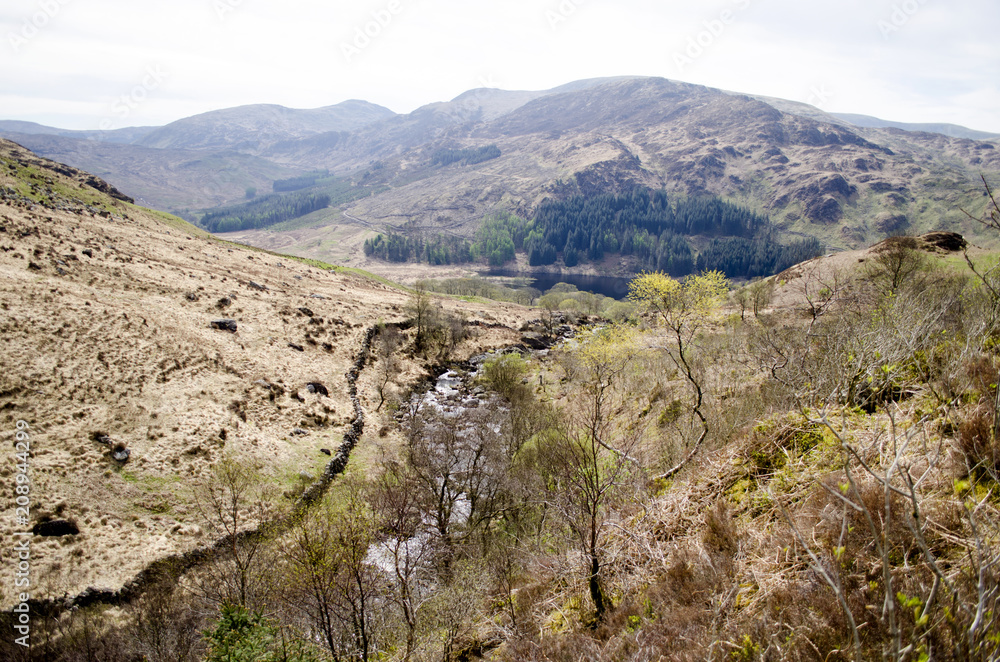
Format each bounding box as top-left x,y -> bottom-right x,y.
1,0 -> 997,132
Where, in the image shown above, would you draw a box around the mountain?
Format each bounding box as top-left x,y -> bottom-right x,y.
833,113 -> 1000,140
261,77 -> 999,254
0,131 -> 301,210
2,77 -> 998,265
0,120 -> 158,144
134,99 -> 397,152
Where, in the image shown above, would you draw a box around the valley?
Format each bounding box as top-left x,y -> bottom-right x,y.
2,79 -> 1000,662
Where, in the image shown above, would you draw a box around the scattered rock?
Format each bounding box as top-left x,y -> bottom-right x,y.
309,294 -> 326,300
247,281 -> 267,291
111,443 -> 130,463
185,292 -> 199,302
298,307 -> 314,317
291,428 -> 309,436
211,319 -> 238,333
216,296 -> 232,309
320,448 -> 331,455
33,519 -> 80,537
288,343 -> 304,352
81,249 -> 93,258
27,261 -> 41,271
520,332 -> 550,350
306,382 -> 329,396
83,175 -> 134,203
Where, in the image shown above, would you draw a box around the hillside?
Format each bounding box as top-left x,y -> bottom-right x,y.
0,138 -> 533,607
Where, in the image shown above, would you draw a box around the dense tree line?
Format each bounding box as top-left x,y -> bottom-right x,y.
695,236 -> 823,279
363,231 -> 474,265
363,188 -> 818,278
528,189 -> 769,271
200,191 -> 331,233
430,144 -> 501,167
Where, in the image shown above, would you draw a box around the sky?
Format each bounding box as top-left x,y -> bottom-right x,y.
1,0 -> 998,133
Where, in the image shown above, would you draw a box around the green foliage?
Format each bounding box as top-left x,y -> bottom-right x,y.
481,353 -> 529,401
416,277 -> 539,304
628,269 -> 730,330
731,634 -> 761,661
696,236 -> 823,279
472,211 -> 529,266
204,604 -> 322,662
200,191 -> 331,233
533,188 -> 779,274
364,231 -> 474,265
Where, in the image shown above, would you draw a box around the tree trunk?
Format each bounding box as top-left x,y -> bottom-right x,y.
588,554 -> 607,621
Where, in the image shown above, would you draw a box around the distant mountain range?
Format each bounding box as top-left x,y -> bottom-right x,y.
831,113 -> 999,140
2,76 -> 998,262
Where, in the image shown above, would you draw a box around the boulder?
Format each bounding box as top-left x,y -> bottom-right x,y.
520,332 -> 550,350
306,382 -> 329,396
111,444 -> 130,463
211,319 -> 238,333
33,519 -> 80,537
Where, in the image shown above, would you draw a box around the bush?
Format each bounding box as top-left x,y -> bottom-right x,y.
481,353 -> 529,402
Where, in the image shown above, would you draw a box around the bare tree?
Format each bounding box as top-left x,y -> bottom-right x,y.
371,460 -> 431,661
541,326 -> 644,622
373,324 -> 402,411
193,456 -> 275,610
282,482 -> 388,661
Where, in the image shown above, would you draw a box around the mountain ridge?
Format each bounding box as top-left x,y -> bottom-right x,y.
2,76 -> 998,266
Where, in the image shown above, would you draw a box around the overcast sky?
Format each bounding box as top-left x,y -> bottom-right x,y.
2,0 -> 998,133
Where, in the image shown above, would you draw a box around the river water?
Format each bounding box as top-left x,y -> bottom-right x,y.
477,269 -> 634,300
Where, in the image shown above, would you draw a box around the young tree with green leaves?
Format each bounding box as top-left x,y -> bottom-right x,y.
628,270 -> 729,480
